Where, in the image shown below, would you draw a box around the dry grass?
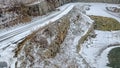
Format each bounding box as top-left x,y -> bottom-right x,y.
14,32 -> 34,57
90,15 -> 120,31
21,16 -> 31,22
0,2 -> 31,29
77,24 -> 94,53
14,16 -> 70,59
43,18 -> 70,58
0,16 -> 31,29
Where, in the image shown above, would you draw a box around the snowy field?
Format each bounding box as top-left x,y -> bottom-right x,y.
85,3 -> 120,22
80,3 -> 120,68
80,30 -> 120,68
0,3 -> 120,68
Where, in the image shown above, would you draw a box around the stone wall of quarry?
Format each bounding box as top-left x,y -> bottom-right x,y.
14,5 -> 94,68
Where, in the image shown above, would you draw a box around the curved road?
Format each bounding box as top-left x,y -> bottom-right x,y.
0,4 -> 74,47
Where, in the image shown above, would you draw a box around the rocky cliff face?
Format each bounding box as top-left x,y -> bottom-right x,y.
14,4 -> 94,68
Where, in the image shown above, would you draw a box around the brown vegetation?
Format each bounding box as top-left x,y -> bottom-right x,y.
43,18 -> 70,58
14,15 -> 70,67
90,15 -> 120,31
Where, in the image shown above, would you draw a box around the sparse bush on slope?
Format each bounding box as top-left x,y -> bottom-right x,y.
0,0 -> 31,29
14,16 -> 70,67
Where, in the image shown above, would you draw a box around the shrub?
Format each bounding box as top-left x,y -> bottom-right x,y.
107,47 -> 120,68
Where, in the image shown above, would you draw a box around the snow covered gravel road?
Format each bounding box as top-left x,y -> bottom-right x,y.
0,4 -> 74,48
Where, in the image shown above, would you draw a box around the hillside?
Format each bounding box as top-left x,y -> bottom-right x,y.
0,1 -> 120,68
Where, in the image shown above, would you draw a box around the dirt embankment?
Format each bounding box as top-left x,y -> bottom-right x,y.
14,11 -> 71,67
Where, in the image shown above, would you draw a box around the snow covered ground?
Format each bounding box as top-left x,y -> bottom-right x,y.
97,45 -> 120,68
0,2 -> 120,68
80,3 -> 120,68
80,30 -> 120,68
0,3 -> 75,68
85,3 -> 120,22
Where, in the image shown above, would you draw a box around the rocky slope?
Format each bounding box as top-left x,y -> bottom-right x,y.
0,0 -> 119,29
14,4 -> 94,68
0,0 -> 73,29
